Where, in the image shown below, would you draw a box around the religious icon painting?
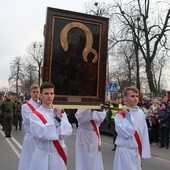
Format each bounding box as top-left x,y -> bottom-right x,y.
43,7 -> 109,108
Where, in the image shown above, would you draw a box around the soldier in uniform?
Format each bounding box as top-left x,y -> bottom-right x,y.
0,93 -> 15,137
14,98 -> 22,130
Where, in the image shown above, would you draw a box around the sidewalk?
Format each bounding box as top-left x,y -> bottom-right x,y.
150,145 -> 170,160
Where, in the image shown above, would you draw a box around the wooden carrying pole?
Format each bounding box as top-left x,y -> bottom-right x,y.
53,104 -> 122,111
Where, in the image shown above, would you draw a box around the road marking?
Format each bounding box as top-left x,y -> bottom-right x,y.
11,136 -> 22,150
0,130 -> 21,158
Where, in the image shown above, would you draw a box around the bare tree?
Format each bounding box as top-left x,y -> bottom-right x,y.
25,64 -> 37,86
8,56 -> 24,96
26,42 -> 43,85
19,63 -> 38,94
152,52 -> 167,96
114,43 -> 136,84
108,0 -> 170,95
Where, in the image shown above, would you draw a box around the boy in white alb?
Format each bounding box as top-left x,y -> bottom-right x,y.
18,84 -> 40,170
75,109 -> 106,170
113,86 -> 151,170
29,82 -> 72,170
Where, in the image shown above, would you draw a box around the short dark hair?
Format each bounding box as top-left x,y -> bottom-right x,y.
124,86 -> 139,96
40,82 -> 55,93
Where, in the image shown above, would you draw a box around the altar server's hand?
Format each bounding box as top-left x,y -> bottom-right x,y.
54,107 -> 64,117
122,106 -> 130,113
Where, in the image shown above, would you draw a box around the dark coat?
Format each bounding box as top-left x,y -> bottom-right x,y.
158,108 -> 170,128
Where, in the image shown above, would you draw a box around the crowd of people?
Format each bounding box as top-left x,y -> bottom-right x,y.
1,83 -> 170,169
138,96 -> 170,149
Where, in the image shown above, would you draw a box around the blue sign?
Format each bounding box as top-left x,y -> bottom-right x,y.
108,82 -> 118,93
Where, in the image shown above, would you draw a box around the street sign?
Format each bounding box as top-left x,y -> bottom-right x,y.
108,82 -> 118,93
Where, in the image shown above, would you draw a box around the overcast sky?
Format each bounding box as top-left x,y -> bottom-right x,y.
1,0 -> 170,91
0,0 -> 90,89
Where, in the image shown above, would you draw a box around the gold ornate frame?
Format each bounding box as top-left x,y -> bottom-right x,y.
43,7 -> 109,108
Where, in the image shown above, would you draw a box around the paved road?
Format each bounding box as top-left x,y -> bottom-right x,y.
0,125 -> 170,170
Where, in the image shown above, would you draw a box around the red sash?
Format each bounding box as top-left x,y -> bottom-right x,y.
117,111 -> 142,157
26,102 -> 36,112
90,120 -> 100,139
32,110 -> 67,165
90,119 -> 102,150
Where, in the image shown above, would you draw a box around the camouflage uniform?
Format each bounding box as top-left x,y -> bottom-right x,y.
13,100 -> 22,130
0,98 -> 15,137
